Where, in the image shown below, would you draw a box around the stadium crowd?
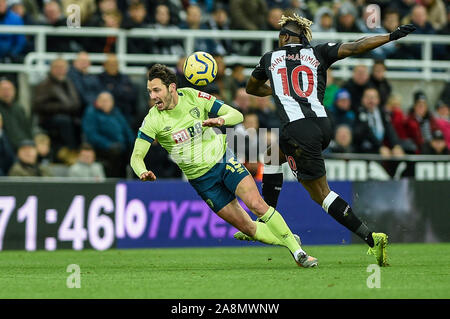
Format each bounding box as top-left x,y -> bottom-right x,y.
0,0 -> 449,179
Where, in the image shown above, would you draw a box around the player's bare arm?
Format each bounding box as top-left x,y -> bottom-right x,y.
337,24 -> 416,59
246,77 -> 272,97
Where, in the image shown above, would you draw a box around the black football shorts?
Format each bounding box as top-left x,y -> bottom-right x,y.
279,117 -> 333,181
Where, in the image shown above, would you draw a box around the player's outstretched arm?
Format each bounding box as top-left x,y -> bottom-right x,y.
337,24 -> 416,59
246,76 -> 272,97
202,104 -> 243,127
130,138 -> 156,181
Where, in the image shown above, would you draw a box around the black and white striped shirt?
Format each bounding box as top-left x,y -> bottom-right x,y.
252,42 -> 342,127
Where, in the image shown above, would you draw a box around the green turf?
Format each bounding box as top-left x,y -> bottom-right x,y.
0,243 -> 449,299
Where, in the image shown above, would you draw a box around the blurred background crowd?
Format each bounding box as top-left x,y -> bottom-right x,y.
0,0 -> 449,180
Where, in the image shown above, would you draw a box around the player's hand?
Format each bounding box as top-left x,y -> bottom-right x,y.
202,117 -> 225,127
389,24 -> 416,41
140,171 -> 156,181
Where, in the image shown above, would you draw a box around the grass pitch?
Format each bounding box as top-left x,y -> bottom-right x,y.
0,243 -> 449,299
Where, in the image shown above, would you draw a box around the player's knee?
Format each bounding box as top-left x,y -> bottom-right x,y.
245,196 -> 267,217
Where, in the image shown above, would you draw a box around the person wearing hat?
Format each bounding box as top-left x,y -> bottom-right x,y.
404,91 -> 441,153
336,1 -> 362,33
421,129 -> 449,155
8,139 -> 52,177
329,88 -> 355,129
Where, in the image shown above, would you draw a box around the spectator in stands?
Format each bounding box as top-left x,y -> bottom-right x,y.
384,95 -> 418,154
382,9 -> 403,58
8,139 -> 52,177
327,124 -> 355,154
353,88 -> 404,157
87,0 -> 117,26
311,6 -> 336,37
122,1 -> 153,54
285,0 -> 312,21
329,88 -> 355,129
251,95 -> 281,129
266,7 -> 283,31
152,4 -> 184,55
67,51 -> 103,111
98,54 -> 138,130
61,0 -> 96,25
356,6 -> 397,59
420,0 -> 447,31
33,58 -> 81,152
82,91 -> 134,178
0,0 -> 26,62
267,0 -> 291,9
369,60 -> 392,109
230,0 -> 267,30
68,142 -> 106,179
9,0 -> 39,25
402,5 -> 436,59
43,0 -> 82,52
34,132 -> 53,166
179,5 -> 210,52
336,1 -> 362,33
392,0 -> 416,20
204,3 -> 234,56
323,69 -> 340,109
342,65 -> 371,114
421,129 -> 449,155
0,78 -> 33,150
209,54 -> 230,102
233,87 -> 251,114
404,91 -> 440,153
0,113 -> 15,176
146,0 -> 181,26
433,100 -> 450,148
224,63 -> 247,104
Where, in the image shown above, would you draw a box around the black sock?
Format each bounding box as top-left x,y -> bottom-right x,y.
262,172 -> 283,209
326,195 -> 374,247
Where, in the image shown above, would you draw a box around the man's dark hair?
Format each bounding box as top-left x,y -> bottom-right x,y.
147,64 -> 178,87
79,142 -> 94,152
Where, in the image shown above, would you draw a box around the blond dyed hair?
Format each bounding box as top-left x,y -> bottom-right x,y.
278,13 -> 313,43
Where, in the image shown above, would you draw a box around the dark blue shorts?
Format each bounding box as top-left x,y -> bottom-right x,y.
188,149 -> 250,213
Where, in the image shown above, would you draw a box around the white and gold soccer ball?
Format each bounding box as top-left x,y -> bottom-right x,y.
183,52 -> 217,86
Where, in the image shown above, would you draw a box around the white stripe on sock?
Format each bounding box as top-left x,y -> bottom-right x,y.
322,191 -> 339,213
263,164 -> 283,174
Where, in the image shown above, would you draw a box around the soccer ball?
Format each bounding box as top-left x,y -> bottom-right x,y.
183,52 -> 217,86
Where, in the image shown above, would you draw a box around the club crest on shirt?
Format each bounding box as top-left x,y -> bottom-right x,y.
189,107 -> 201,119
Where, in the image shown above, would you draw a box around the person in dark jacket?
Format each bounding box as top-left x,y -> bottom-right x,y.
82,91 -> 134,177
421,129 -> 449,155
368,60 -> 392,109
8,139 -> 52,177
67,51 -> 103,111
342,65 -> 371,114
0,113 -> 15,175
33,58 -> 81,151
98,54 -> 138,130
353,88 -> 404,156
329,88 -> 355,130
0,78 -> 32,150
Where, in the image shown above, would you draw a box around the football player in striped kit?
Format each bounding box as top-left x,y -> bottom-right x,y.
242,14 -> 415,266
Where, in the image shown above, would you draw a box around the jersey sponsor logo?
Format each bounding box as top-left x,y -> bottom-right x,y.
189,107 -> 201,119
172,129 -> 190,144
171,123 -> 203,144
198,92 -> 211,100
